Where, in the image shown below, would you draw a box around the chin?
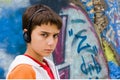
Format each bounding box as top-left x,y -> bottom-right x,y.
44,53 -> 52,57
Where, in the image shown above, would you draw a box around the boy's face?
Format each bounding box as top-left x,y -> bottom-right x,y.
28,23 -> 60,57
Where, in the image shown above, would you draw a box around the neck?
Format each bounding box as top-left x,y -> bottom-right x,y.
24,45 -> 44,63
24,53 -> 46,65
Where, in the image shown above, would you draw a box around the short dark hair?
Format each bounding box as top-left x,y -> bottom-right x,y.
22,4 -> 62,42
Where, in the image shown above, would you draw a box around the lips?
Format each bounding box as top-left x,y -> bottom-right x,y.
44,49 -> 53,53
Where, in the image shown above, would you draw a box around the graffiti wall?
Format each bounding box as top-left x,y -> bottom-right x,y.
93,0 -> 120,79
0,0 -> 120,79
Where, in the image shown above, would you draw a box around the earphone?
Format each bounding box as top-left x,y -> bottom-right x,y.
23,9 -> 46,42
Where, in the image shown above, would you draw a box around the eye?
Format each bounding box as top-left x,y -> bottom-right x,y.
53,34 -> 59,39
41,33 -> 48,37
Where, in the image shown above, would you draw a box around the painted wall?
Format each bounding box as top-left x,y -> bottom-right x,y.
0,0 -> 120,79
102,0 -> 120,78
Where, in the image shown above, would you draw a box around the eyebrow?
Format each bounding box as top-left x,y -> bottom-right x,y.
41,31 -> 59,35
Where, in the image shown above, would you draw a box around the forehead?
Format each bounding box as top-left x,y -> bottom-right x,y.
32,23 -> 60,33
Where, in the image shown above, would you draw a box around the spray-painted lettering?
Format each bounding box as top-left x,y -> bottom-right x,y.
68,28 -> 73,37
75,29 -> 91,53
80,55 -> 101,75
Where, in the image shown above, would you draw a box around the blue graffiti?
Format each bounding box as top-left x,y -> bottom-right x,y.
0,67 -> 5,79
92,46 -> 98,56
86,45 -> 98,56
80,55 -> 101,76
71,29 -> 91,53
108,61 -> 120,79
75,29 -> 91,53
68,28 -> 73,37
0,8 -> 26,55
71,29 -> 99,55
77,37 -> 91,53
71,19 -> 86,24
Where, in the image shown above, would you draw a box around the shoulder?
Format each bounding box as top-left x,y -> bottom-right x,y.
7,64 -> 36,79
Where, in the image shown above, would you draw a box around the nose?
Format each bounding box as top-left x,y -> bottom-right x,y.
47,37 -> 55,46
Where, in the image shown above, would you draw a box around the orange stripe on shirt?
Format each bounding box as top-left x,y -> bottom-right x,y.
7,64 -> 36,79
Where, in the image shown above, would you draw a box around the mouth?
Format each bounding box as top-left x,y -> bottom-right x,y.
44,49 -> 53,53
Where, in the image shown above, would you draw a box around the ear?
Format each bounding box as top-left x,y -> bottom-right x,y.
23,28 -> 30,42
23,29 -> 28,32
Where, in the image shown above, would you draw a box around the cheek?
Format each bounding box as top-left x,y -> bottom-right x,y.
30,40 -> 45,53
31,33 -> 43,43
31,35 -> 45,47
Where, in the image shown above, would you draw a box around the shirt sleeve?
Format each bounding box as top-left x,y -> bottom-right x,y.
7,64 -> 36,79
